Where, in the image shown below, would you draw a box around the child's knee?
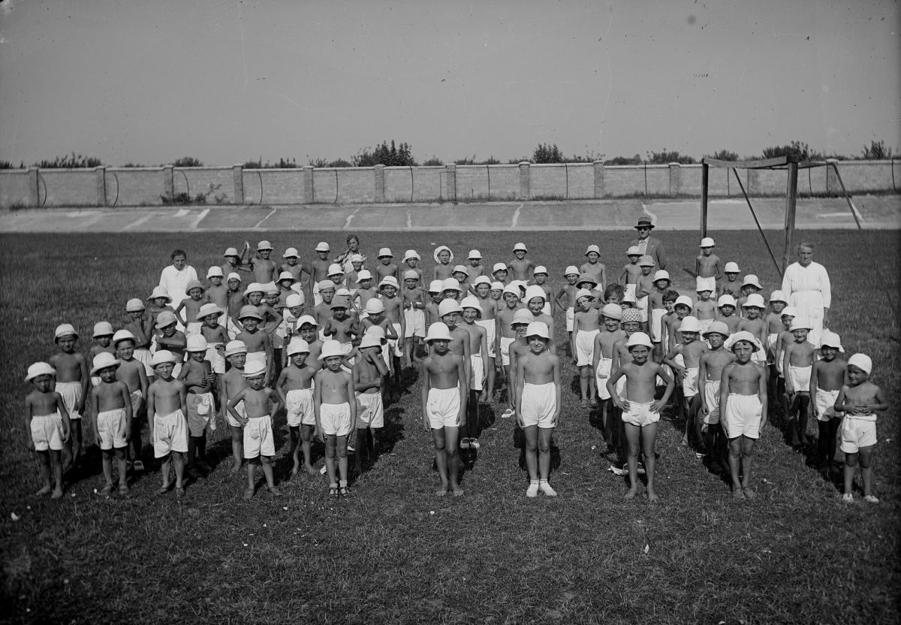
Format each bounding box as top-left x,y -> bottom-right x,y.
260,455 -> 272,465
858,450 -> 873,468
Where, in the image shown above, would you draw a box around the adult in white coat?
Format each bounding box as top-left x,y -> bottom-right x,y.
781,242 -> 831,346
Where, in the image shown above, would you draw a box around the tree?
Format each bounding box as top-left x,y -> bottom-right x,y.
34,153 -> 102,168
860,140 -> 893,160
532,143 -> 564,164
646,149 -> 696,165
761,141 -> 822,162
172,156 -> 202,167
707,149 -> 739,161
353,140 -> 416,167
604,154 -> 642,166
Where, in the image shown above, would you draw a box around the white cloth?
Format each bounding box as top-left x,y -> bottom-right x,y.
622,401 -> 660,427
286,388 -> 315,427
158,264 -> 199,311
319,402 -> 352,437
153,410 -> 188,457
97,408 -> 127,450
357,392 -> 384,428
814,387 -> 841,422
404,309 -> 426,339
595,356 -> 613,400
55,381 -> 83,421
520,382 -> 557,428
840,415 -> 877,453
781,261 -> 831,346
31,412 -> 64,452
243,414 -> 275,458
565,307 -> 575,332
722,394 -> 762,439
703,380 -> 721,425
575,329 -> 599,366
476,319 -> 496,358
470,354 -> 485,392
426,386 -> 461,429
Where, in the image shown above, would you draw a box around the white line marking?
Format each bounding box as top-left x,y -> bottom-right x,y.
816,212 -> 854,219
174,209 -> 189,218
190,208 -> 210,230
123,214 -> 153,231
511,203 -> 523,228
846,199 -> 865,223
343,206 -> 361,229
253,206 -> 277,229
640,202 -> 658,226
406,209 -> 412,229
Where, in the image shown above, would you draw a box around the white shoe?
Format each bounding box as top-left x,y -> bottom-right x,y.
470,439 -> 480,449
459,438 -> 471,449
526,481 -> 539,498
538,481 -> 557,497
501,408 -> 515,419
864,495 -> 879,504
841,493 -> 853,503
609,465 -> 627,476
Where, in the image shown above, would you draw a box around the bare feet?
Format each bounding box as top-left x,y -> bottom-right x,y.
175,487 -> 185,498
230,462 -> 242,474
35,485 -> 52,497
289,466 -> 299,479
732,488 -> 746,500
268,486 -> 282,496
243,487 -> 255,500
647,492 -> 659,504
50,488 -> 63,499
452,487 -> 464,497
742,487 -> 756,500
157,482 -> 172,495
304,465 -> 318,477
435,488 -> 448,497
118,484 -> 130,496
100,483 -> 113,497
624,488 -> 638,500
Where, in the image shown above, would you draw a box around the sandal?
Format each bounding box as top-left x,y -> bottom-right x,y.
339,486 -> 350,496
328,487 -> 339,497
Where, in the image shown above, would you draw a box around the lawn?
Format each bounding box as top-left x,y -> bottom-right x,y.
1,229 -> 899,625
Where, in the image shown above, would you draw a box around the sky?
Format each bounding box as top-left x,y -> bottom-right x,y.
0,0 -> 898,167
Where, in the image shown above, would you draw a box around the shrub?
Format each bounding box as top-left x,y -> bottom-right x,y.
761,141 -> 822,162
456,156 -> 501,165
34,153 -> 101,168
532,143 -> 564,164
860,140 -> 893,160
646,149 -> 696,164
353,141 -> 416,167
422,157 -> 444,166
604,154 -> 642,166
172,156 -> 203,167
706,149 -> 739,161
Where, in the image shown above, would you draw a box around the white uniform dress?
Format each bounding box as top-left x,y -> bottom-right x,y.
781,261 -> 831,347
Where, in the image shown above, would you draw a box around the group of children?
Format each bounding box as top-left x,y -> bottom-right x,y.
24,235 -> 885,503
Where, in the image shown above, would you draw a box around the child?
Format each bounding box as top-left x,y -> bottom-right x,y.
492,262 -> 509,285
662,296 -> 692,355
24,362 -> 71,498
277,337 -> 318,477
228,362 -> 283,499
146,350 -> 188,496
311,242 -> 332,305
695,237 -> 721,295
375,248 -> 398,282
89,321 -> 116,375
580,244 -> 607,291
321,301 -> 359,358
716,294 -> 741,335
809,331 -> 846,474
147,286 -> 175,331
607,332 -> 674,502
697,321 -> 733,462
571,289 -> 600,407
198,303 -> 229,378
593,304 -> 625,454
619,246 -> 643,300
124,298 -> 154,376
314,340 -> 358,496
421,323 -> 467,496
379,276 -> 406,384
403,249 -> 423,277
783,317 -> 816,451
647,270 -> 671,348
175,280 -> 209,336
466,249 -> 485,279
353,270 -> 378,314
249,240 -> 278,284
555,266 -> 580,347
221,245 -> 250,281
508,242 -> 534,281
495,284 -> 522,415
764,291 -> 788,356
720,261 -> 741,298
524,285 -> 555,348
634,256 -> 656,322
737,274 -> 763,313
90,352 -> 132,496
221,340 -> 248,471
515,322 -> 561,497
154,311 -> 187,375
738,294 -> 768,363
113,330 -> 149,471
236,305 -> 272,384
460,297 -> 488,449
694,286 -> 717,335
530,266 -> 553,316
442,277 -> 463,302
206,266 -> 228,314
836,354 -> 886,503
353,333 -> 389,473
720,332 -> 768,499
433,245 -> 454,281
452,266 -> 470,294
225,273 -> 245,338
49,324 -> 89,466
345,254 -> 365,291
438,298 -> 473,388
179,335 -> 216,476
664,316 -> 706,444
402,269 -> 426,366
473,276 -> 498,400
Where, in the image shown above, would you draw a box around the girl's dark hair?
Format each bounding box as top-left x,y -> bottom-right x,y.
171,249 -> 187,260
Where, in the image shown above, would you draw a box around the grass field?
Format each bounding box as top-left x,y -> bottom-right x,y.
1,230 -> 899,625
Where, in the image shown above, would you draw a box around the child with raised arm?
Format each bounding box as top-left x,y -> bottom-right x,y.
515,322 -> 561,497
402,269 -> 427,367
720,332 -> 768,499
221,340 -> 248,472
607,332 -> 674,502
90,353 -> 132,496
697,322 -> 733,463
179,335 -> 216,476
276,337 -> 318,477
124,298 -> 154,377
353,333 -> 389,473
146,350 -> 188,497
460,297 -> 488,449
571,289 -> 600,408
508,242 -> 534,281
228,362 -> 282,499
835,353 -> 887,503
810,331 -> 846,475
114,330 -> 149,471
49,324 -> 89,467
580,245 -> 607,291
783,317 -> 816,451
695,237 -> 721,295
24,363 -> 71,498
315,340 -> 357,496
421,323 -> 467,496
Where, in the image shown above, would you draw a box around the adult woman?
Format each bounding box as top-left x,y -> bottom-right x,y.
335,234 -> 366,275
781,242 -> 831,346
158,248 -> 198,308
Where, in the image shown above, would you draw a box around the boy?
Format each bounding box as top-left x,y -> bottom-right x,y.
555,266 -> 580,348
175,280 -> 209,335
379,276 -> 406,384
433,245 -> 454,281
24,362 -> 71,498
90,352 -> 132,496
353,333 -> 389,473
662,295 -> 692,353
375,248 -> 398,282
402,269 -> 427,366
473,276 -> 498,400
198,303 -> 229,377
716,294 -> 741,335
530,266 -> 553,316
619,246 -> 643,300
147,286 -> 175,331
508,242 -> 534,281
524,285 -> 555,348
634,256 -> 656,322
720,261 -> 741,298
607,332 -> 674,502
277,337 -> 318,477
571,289 -> 600,407
664,316 -> 706,443
516,322 -> 562,497
353,270 -> 378,314
593,304 -> 625,454
695,237 -> 721,295
228,362 -> 283,499
460,297 -> 488,449
580,244 -> 607,291
225,272 -> 245,338
737,294 -> 768,363
697,321 -> 733,462
720,332 -> 768,499
647,270 -> 671,348
49,324 -> 89,467
221,340 -> 248,472
810,331 -> 846,474
124,298 -> 154,377
236,305 -> 272,384
466,249 -> 486,280
310,242 -> 332,305
146,350 -> 188,496
495,284 -> 522,415
179,335 -> 216,476
250,240 -> 278,284
206,266 -> 228,314
315,340 -> 358,496
421,323 -> 467,496
403,249 -> 424,278
154,311 -> 187,375
836,354 -> 886,503
783,317 -> 816,451
737,274 -> 763,313
321,301 -> 359,357
113,330 -> 149,471
694,285 -> 717,335
492,262 -> 509,286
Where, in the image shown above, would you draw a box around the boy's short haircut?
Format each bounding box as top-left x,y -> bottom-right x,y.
662,289 -> 680,303
170,249 -> 187,260
603,283 -> 624,301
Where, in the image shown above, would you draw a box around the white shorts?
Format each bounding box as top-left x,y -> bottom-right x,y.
227,401 -> 246,428
245,351 -> 267,371
650,308 -> 665,343
356,392 -> 384,428
696,275 -> 716,294
186,321 -> 202,336
427,386 -> 461,429
622,401 -> 660,427
814,387 -> 841,422
56,381 -> 83,421
499,336 -> 514,367
206,343 -> 225,375
97,408 -> 127,450
470,355 -> 485,392
153,410 -> 188,457
698,318 -> 713,335
403,308 -> 426,339
766,333 -> 779,352
320,402 -> 352,437
575,329 -> 599,366
637,295 -> 649,322
722,394 -> 762,439
595,357 -> 613,400
750,347 -> 767,364
788,365 -> 812,393
476,319 -> 496,358
129,389 -> 144,416
186,392 -> 214,436
286,388 -> 315,427
390,322 -> 403,357
520,382 -> 557,428
682,367 -> 699,398
565,307 -> 575,332
840,415 -> 877,453
703,380 -> 721,425
134,348 -> 154,376
243,414 -> 275,458
30,412 -> 64,452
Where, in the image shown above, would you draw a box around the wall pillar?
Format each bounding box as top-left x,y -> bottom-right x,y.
95,166 -> 107,207
519,161 -> 530,200
445,164 -> 457,202
302,166 -> 314,203
593,161 -> 605,198
27,168 -> 39,207
163,166 -> 174,200
668,162 -> 681,197
233,165 -> 245,205
374,165 -> 385,202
